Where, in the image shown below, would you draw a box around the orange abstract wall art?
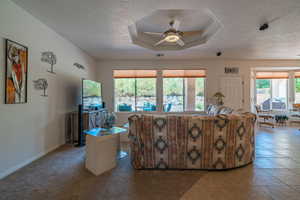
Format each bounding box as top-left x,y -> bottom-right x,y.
5,39 -> 28,104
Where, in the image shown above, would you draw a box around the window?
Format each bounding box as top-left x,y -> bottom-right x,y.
114,78 -> 136,111
136,78 -> 156,111
114,70 -> 157,112
195,78 -> 205,111
256,79 -> 271,110
163,78 -> 184,112
256,72 -> 288,110
295,72 -> 300,103
114,69 -> 206,112
163,70 -> 206,112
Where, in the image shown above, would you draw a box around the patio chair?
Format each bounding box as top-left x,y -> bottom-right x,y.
163,103 -> 172,112
143,103 -> 156,111
289,104 -> 300,129
151,105 -> 156,111
255,105 -> 275,128
118,104 -> 132,112
292,104 -> 300,111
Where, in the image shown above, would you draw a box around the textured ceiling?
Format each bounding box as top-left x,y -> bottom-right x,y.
12,0 -> 300,60
129,9 -> 222,51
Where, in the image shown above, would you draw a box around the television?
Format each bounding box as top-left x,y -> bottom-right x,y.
82,79 -> 102,110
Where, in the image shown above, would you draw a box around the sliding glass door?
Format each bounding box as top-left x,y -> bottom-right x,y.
256,79 -> 287,110
271,79 -> 288,109
295,78 -> 300,103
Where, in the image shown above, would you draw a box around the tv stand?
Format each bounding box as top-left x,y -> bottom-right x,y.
65,108 -> 108,145
77,104 -> 84,147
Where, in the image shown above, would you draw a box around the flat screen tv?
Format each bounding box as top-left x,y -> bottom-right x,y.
82,79 -> 102,110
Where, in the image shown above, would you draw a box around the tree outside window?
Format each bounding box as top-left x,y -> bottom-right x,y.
114,78 -> 156,112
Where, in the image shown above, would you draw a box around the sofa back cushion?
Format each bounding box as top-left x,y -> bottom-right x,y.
206,104 -> 234,115
207,104 -> 220,115
128,112 -> 256,170
218,106 -> 234,114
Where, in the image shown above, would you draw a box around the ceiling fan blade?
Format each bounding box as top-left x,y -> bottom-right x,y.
182,30 -> 203,37
144,32 -> 163,36
155,38 -> 166,46
172,19 -> 181,30
176,38 -> 185,46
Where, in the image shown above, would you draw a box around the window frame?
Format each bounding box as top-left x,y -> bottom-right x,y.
195,77 -> 206,112
113,69 -> 206,113
162,77 -> 186,112
294,73 -> 300,104
162,76 -> 206,112
255,77 -> 288,111
114,77 -> 157,112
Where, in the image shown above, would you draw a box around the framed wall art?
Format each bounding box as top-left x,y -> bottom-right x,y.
5,39 -> 28,104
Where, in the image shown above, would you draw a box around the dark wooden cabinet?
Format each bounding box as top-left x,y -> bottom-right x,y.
65,109 -> 107,144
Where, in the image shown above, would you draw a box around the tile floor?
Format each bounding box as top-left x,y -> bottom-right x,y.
182,127 -> 300,200
1,127 -> 300,200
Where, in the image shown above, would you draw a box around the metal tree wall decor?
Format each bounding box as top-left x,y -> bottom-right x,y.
33,78 -> 48,97
73,62 -> 85,70
41,51 -> 57,74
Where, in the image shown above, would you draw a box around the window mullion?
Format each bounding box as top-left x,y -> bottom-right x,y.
183,78 -> 185,111
270,79 -> 273,110
135,78 -> 137,112
157,70 -> 163,112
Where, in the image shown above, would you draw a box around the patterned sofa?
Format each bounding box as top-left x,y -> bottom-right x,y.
128,113 -> 256,170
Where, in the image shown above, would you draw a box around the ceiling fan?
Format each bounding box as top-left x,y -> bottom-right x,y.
144,20 -> 203,47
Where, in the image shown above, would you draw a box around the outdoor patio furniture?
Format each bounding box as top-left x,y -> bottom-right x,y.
261,98 -> 286,110
292,104 -> 300,111
288,108 -> 300,130
289,114 -> 300,123
118,104 -> 132,112
275,115 -> 288,126
163,103 -> 172,112
255,105 -> 275,128
143,103 -> 156,111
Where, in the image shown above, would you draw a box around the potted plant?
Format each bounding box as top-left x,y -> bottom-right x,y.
275,115 -> 289,125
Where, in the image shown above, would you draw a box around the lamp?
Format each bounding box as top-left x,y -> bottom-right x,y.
213,92 -> 225,105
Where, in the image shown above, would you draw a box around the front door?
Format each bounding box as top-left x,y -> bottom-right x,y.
220,77 -> 244,110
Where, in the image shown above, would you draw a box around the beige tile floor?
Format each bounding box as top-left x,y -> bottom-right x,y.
182,127 -> 300,200
1,127 -> 300,200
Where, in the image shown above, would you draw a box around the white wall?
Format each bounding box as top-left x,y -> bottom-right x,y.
0,0 -> 97,178
97,59 -> 300,124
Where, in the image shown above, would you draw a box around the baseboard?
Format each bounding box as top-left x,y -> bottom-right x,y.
0,144 -> 62,180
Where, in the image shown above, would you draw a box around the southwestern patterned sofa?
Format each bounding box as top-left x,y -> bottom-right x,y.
128,113 -> 256,170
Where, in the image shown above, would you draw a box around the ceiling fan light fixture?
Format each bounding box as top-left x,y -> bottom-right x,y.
164,34 -> 180,43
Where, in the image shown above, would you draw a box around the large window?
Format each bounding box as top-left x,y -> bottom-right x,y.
256,79 -> 271,110
114,70 -> 156,112
114,69 -> 206,112
163,78 -> 184,112
136,78 -> 156,111
195,78 -> 205,111
163,70 -> 206,112
295,72 -> 300,103
256,72 -> 288,110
